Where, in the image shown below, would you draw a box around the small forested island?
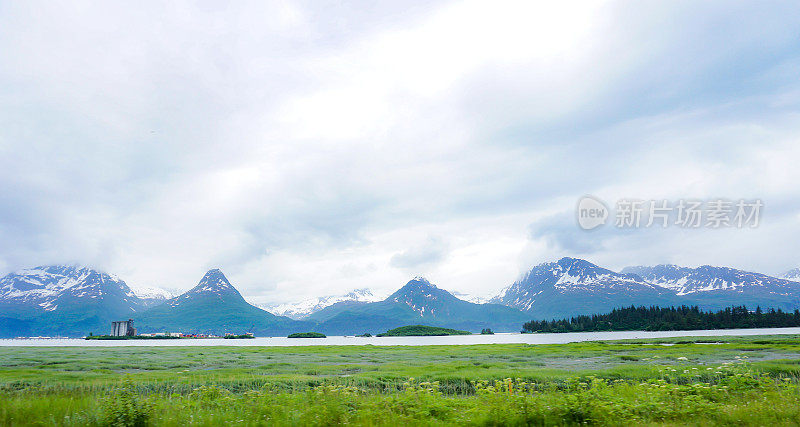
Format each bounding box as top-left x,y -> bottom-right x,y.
522,305 -> 800,333
287,332 -> 327,338
376,325 -> 471,337
480,328 -> 494,335
223,334 -> 255,339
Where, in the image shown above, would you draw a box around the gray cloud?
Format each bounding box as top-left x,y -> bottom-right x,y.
528,213 -> 607,255
0,1 -> 799,301
390,237 -> 449,271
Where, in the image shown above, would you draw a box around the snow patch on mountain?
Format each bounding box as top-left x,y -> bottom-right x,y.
261,288 -> 385,319
0,265 -> 140,313
130,286 -> 175,300
452,292 -> 491,305
622,264 -> 800,296
783,268 -> 800,282
386,277 -> 458,317
167,269 -> 240,307
491,257 -> 670,312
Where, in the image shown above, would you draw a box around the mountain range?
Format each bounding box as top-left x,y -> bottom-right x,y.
783,268 -> 800,282
259,288 -> 386,319
308,277 -> 530,335
135,269 -> 308,336
130,286 -> 176,309
491,258 -> 681,319
622,264 -> 800,311
2,258 -> 800,337
0,266 -> 144,337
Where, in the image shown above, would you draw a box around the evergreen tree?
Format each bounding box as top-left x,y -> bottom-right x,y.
521,305 -> 800,333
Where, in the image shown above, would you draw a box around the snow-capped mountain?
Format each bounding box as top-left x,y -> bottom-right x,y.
130,286 -> 175,309
622,264 -> 800,310
261,288 -> 384,319
131,286 -> 175,301
452,292 -> 491,305
307,277 -> 529,334
137,269 -> 308,335
0,265 -> 141,314
386,277 -> 457,317
622,265 -> 800,295
0,265 -> 144,337
782,268 -> 800,282
165,268 -> 240,308
491,257 -> 679,319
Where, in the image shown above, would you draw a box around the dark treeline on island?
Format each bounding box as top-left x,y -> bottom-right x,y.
287,332 -> 326,338
85,335 -> 181,340
522,305 -> 800,333
377,325 -> 471,337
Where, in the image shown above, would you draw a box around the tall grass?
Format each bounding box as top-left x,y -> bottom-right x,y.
2,336 -> 800,425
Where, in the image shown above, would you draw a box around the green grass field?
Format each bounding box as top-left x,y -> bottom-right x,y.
3,335 -> 800,425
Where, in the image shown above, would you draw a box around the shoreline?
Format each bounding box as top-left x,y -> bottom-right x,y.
3,326 -> 800,347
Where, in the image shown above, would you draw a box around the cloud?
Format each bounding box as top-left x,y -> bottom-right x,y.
390,236 -> 449,271
528,213 -> 607,255
0,1 -> 799,302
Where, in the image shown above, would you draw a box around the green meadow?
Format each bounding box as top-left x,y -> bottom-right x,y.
3,335 -> 800,425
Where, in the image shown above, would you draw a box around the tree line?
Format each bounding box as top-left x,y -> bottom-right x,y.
521,305 -> 800,333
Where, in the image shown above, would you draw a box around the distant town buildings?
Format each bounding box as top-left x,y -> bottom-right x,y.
107,321 -> 251,339
111,319 -> 137,336
136,332 -> 182,337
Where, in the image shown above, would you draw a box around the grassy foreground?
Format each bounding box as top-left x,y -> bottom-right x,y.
2,335 -> 800,425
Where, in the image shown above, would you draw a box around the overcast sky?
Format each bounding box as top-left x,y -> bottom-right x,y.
1,1 -> 799,303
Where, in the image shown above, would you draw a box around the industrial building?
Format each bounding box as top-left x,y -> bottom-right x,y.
111,319 -> 137,337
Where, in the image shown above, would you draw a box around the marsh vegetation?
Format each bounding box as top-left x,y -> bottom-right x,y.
2,335 -> 800,425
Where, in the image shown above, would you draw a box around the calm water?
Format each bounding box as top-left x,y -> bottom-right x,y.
2,327 -> 800,347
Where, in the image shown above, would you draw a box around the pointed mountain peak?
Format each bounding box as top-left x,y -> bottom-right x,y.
196,268 -> 232,289
387,277 -> 459,317
555,257 -> 603,271
168,269 -> 244,307
189,269 -> 238,294
534,257 -> 614,280
409,276 -> 436,287
389,277 -> 452,302
389,277 -> 442,297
